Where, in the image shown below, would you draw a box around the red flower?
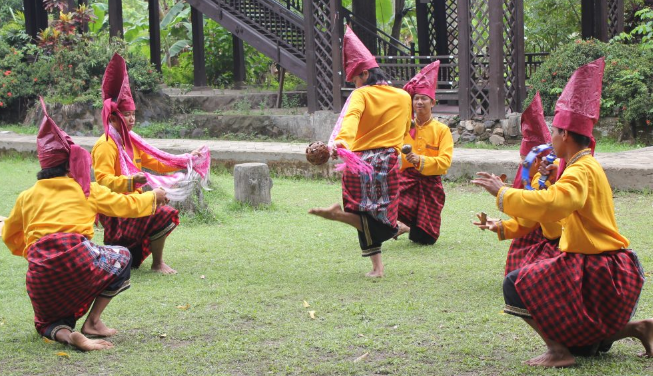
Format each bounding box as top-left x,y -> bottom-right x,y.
4,70 -> 10,76
7,92 -> 12,97
0,101 -> 3,107
148,69 -> 152,74
34,78 -> 38,82
647,120 -> 651,126
541,79 -> 546,83
551,72 -> 557,76
68,64 -> 73,68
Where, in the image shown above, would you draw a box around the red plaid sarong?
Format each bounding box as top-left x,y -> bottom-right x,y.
505,227 -> 560,276
514,249 -> 644,347
26,233 -> 131,335
99,205 -> 179,267
342,148 -> 399,227
398,168 -> 445,242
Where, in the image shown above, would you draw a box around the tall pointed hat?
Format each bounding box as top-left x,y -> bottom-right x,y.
552,57 -> 605,145
403,60 -> 440,101
101,53 -> 135,158
519,91 -> 550,156
342,26 -> 379,82
37,97 -> 92,197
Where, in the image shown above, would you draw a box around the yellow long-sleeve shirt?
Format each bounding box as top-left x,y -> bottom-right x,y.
2,177 -> 157,258
495,149 -> 628,254
400,119 -> 454,175
335,85 -> 412,153
92,135 -> 179,193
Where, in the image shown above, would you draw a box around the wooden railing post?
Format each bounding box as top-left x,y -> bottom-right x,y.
109,0 -> 124,38
514,0 -> 526,112
191,6 -> 207,88
488,0 -> 505,119
331,0 -> 342,111
303,0 -> 318,113
457,0 -> 471,120
148,0 -> 162,72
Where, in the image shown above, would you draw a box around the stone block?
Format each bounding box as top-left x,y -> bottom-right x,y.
461,131 -> 476,143
489,135 -> 505,146
451,129 -> 461,143
461,120 -> 475,131
474,122 -> 485,135
234,163 -> 272,207
507,113 -> 521,137
492,127 -> 504,136
484,120 -> 495,129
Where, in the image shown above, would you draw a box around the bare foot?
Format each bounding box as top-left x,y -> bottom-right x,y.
524,349 -> 575,368
308,203 -> 342,220
152,262 -> 177,275
393,221 -> 410,240
365,270 -> 384,278
81,318 -> 117,338
68,332 -> 114,351
633,319 -> 653,357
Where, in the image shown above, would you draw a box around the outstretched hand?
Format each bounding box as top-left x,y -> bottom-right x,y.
471,172 -> 505,196
331,141 -> 346,159
190,147 -> 204,157
153,188 -> 169,206
472,212 -> 500,233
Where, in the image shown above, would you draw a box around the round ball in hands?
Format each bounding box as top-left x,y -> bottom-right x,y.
401,144 -> 412,154
305,141 -> 330,165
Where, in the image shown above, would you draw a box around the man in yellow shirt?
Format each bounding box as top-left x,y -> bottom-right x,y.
309,27 -> 411,277
396,60 -> 453,245
473,58 -> 652,367
2,100 -> 167,351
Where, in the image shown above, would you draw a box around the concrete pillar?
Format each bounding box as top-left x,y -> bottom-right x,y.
234,163 -> 272,207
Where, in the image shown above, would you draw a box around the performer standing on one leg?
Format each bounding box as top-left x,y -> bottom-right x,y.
472,57 -> 652,367
1,99 -> 167,350
395,60 -> 453,245
309,27 -> 411,277
92,54 -> 210,275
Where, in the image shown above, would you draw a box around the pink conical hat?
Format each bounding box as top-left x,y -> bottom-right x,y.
552,57 -> 605,139
403,60 -> 440,101
37,97 -> 91,197
101,53 -> 135,158
519,92 -> 550,156
342,26 -> 379,82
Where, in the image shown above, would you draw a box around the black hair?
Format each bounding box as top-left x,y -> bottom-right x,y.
37,161 -> 69,180
362,67 -> 391,86
568,130 -> 591,148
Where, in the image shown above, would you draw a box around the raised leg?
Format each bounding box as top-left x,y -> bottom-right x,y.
308,203 -> 363,231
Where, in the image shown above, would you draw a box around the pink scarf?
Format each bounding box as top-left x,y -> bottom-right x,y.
327,83 -> 390,177
108,126 -> 211,201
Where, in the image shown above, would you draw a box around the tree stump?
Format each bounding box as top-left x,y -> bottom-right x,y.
234,163 -> 272,207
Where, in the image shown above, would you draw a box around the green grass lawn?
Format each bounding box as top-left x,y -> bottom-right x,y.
1,155 -> 652,375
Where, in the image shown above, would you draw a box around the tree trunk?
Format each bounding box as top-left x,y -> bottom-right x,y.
389,0 -> 406,55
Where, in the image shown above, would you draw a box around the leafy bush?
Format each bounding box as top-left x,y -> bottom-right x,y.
527,39 -> 653,128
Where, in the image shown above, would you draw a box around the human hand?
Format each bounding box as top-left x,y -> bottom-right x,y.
406,152 -> 420,166
153,188 -> 169,206
331,141 -> 346,159
472,212 -> 500,233
537,157 -> 558,184
132,172 -> 147,184
471,172 -> 505,196
190,147 -> 203,157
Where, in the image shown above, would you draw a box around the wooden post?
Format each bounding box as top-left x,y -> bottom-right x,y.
232,35 -> 246,89
191,7 -> 207,87
24,0 -> 49,41
276,67 -> 286,108
615,0 -> 624,35
330,0 -> 343,111
303,0 -> 318,113
488,0 -> 505,119
581,0 -> 595,39
433,0 -> 449,56
595,0 -> 609,42
457,0 -> 471,120
416,1 -> 430,56
149,0 -> 162,72
514,0 -> 526,112
109,0 -> 124,38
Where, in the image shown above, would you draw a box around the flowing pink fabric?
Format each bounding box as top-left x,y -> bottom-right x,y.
107,127 -> 211,201
328,88 -> 374,177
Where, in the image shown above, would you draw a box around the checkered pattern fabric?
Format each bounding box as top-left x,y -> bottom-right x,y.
514,249 -> 644,347
342,148 -> 399,227
99,205 -> 179,267
398,169 -> 445,243
26,233 -> 131,336
505,227 -> 560,276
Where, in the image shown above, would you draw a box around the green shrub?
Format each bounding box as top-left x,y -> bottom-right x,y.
527,39 -> 653,128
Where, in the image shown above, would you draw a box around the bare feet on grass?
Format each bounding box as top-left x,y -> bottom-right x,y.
81,318 -> 116,337
393,221 -> 410,240
308,203 -> 343,220
68,332 -> 114,351
152,262 -> 177,275
632,319 -> 653,357
524,347 -> 575,368
365,270 -> 384,278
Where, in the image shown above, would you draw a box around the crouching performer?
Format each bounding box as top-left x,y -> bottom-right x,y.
1,99 -> 167,350
472,58 -> 652,367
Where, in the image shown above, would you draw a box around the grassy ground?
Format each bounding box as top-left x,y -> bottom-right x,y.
1,155 -> 652,375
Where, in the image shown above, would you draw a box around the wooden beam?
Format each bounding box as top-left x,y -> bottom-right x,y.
433,0 -> 449,56
302,0 -> 318,113
581,0 -> 595,39
232,35 -> 245,88
351,0 -> 377,55
488,0 -> 505,119
191,6 -> 207,88
149,0 -> 162,72
330,0 -> 342,111
109,0 -> 124,38
595,0 -> 609,42
514,0 -> 526,112
457,0 -> 471,120
415,2 -> 430,56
